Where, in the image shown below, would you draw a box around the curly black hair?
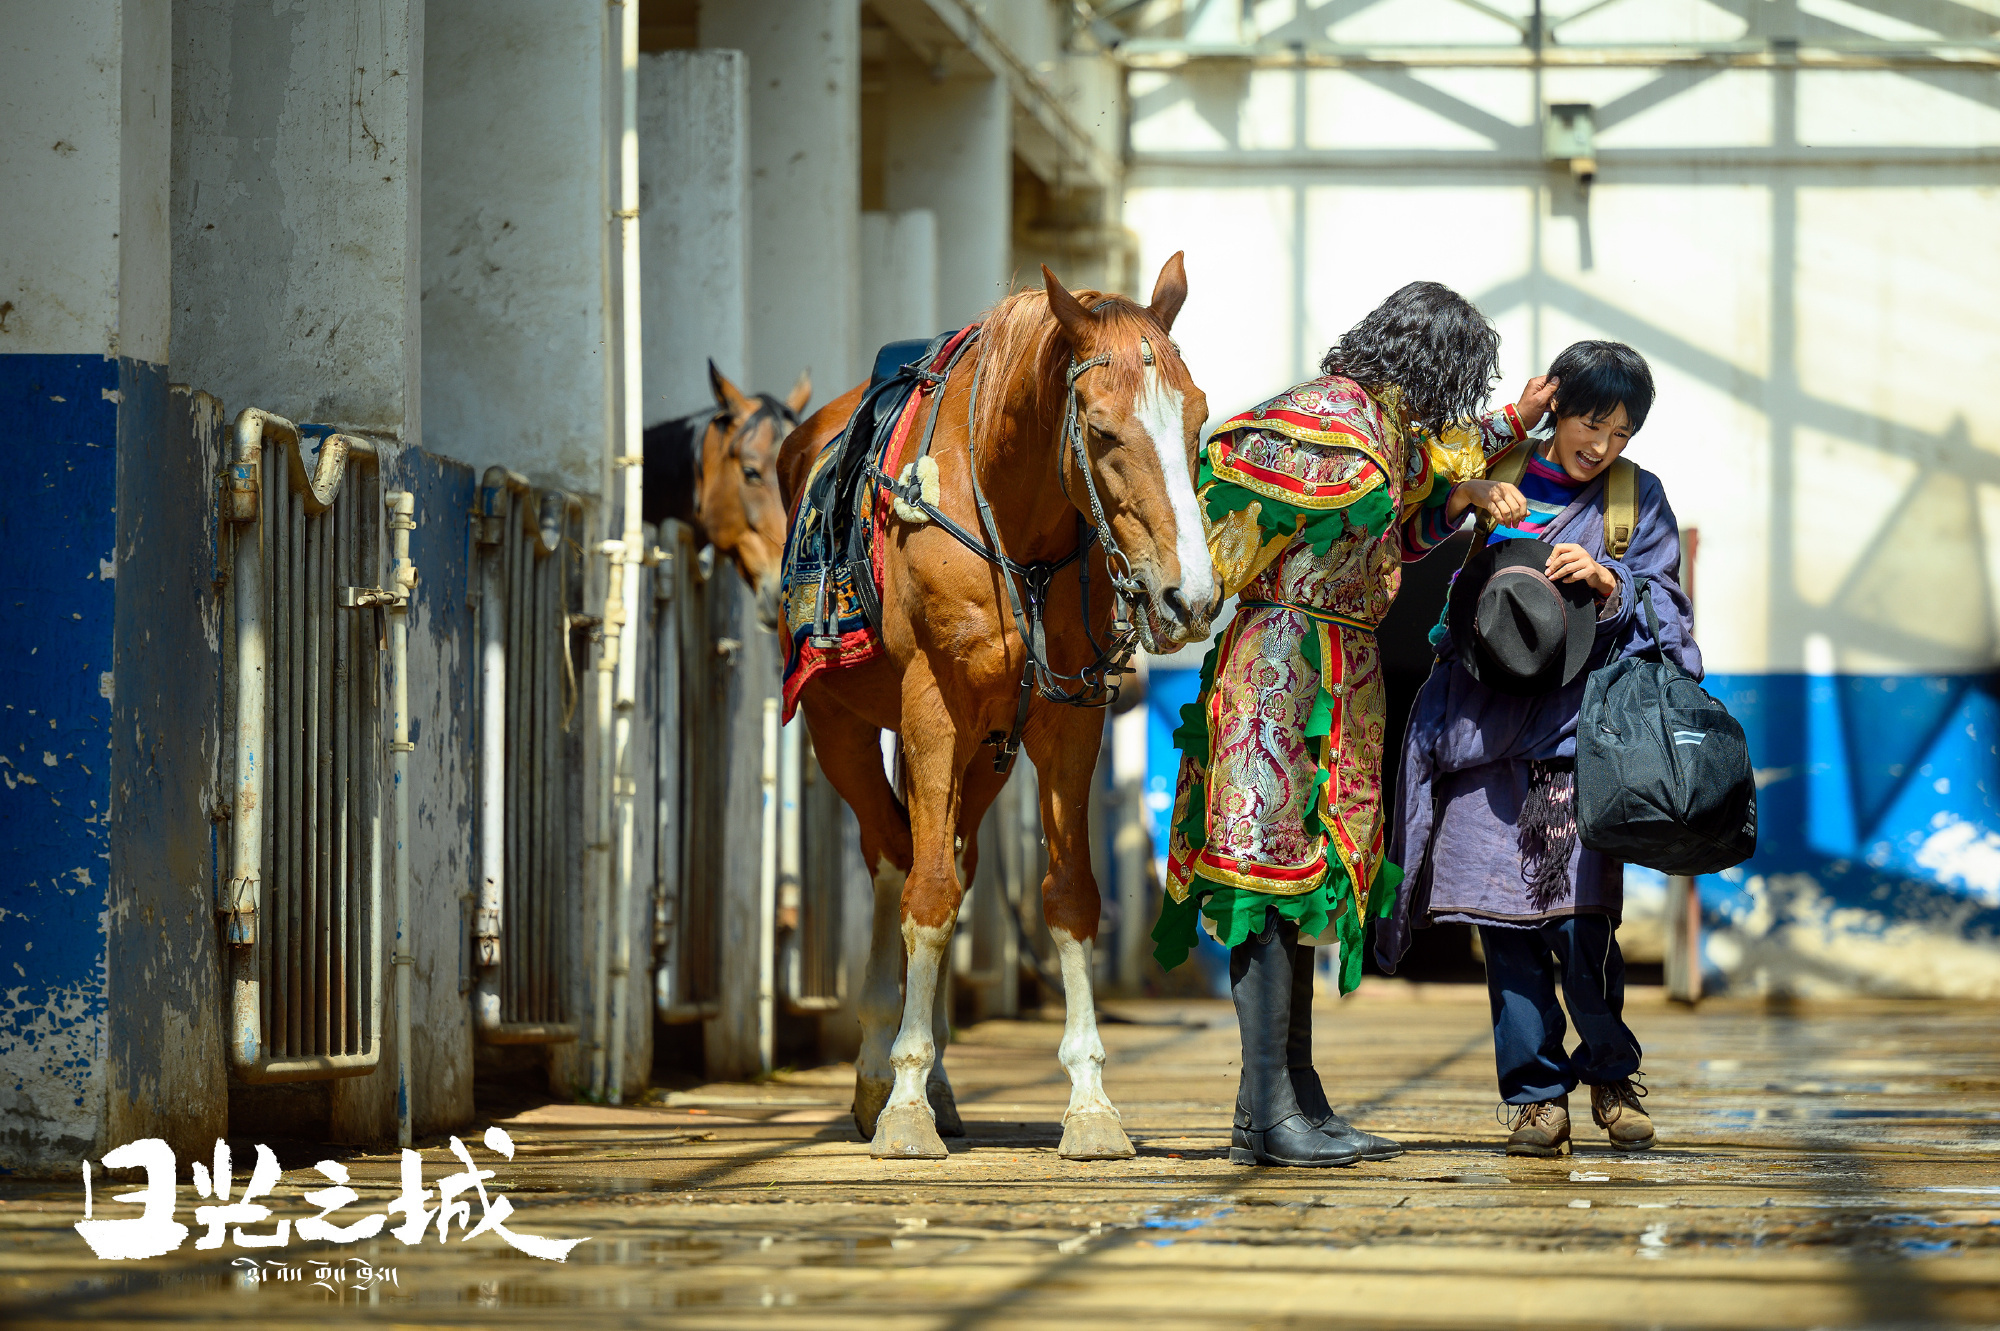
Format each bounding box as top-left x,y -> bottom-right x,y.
1319,281 -> 1501,437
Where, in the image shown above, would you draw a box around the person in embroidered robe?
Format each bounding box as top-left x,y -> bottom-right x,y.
1151,281 -> 1553,1168
1381,340 -> 1701,1158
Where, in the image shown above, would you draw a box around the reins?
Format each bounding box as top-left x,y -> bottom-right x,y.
877,307 -> 1150,773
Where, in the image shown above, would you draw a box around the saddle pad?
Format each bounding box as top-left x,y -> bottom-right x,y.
779,328 -> 974,720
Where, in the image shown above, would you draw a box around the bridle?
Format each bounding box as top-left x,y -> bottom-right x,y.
881,305 -> 1161,773
688,394 -> 799,521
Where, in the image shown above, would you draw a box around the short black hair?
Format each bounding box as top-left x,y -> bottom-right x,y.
1547,340 -> 1655,433
1319,281 -> 1500,437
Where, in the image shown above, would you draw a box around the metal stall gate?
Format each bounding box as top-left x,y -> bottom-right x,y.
651,519 -> 844,1073
223,410 -> 397,1082
474,470 -> 583,1044
652,519 -> 720,1027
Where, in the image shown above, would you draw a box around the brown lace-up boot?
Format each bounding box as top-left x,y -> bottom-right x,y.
1590,1078 -> 1656,1151
1505,1096 -> 1571,1157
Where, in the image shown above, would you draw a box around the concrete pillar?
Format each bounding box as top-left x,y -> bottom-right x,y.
171,0 -> 422,439
640,50 -> 749,422
422,0 -> 612,495
172,0 -> 473,1144
700,0 -> 861,397
859,210 -> 939,364
0,0 -> 215,1174
883,69 -> 1009,326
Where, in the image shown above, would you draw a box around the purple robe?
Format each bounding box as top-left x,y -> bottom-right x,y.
1377,464 -> 1701,968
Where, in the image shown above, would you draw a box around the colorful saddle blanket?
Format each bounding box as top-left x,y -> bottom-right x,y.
779,327 -> 976,720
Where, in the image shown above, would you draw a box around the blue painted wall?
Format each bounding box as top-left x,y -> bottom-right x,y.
0,354 -> 120,1168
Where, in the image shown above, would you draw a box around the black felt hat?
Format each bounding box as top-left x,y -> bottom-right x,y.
1448,537 -> 1597,697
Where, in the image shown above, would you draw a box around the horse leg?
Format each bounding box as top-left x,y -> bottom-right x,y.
800,695 -> 911,1139
870,683 -> 972,1160
922,756 -> 1009,1138
1029,710 -> 1136,1161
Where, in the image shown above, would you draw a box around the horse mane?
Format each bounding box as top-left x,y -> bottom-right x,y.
969,286 -> 1188,452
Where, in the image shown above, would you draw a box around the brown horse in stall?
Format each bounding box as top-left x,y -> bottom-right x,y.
776,256 -> 1217,1160
645,361 -> 809,626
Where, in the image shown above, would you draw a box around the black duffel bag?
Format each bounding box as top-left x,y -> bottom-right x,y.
1577,576 -> 1756,875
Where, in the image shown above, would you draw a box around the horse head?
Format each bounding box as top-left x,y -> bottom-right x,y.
1039,254 -> 1218,653
646,363 -> 809,631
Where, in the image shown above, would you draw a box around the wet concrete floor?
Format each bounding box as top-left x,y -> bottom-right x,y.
4,984 -> 1999,1328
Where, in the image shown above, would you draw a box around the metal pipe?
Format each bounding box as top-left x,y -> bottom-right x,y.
385,490 -> 416,1147
475,470 -> 508,1032
589,538 -> 623,1099
758,697 -> 779,1072
601,0 -> 646,1105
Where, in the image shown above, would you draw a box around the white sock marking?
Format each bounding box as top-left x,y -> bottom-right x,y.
854,857 -> 907,1087
886,922 -> 953,1115
1050,927 -> 1120,1122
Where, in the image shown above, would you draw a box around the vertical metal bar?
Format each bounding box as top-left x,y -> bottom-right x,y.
306,506 -> 324,1055
386,489 -> 417,1148
364,470 -> 382,1056
333,490 -> 350,1054
508,510 -> 527,1023
533,541 -> 554,1021
259,439 -> 278,1051
270,470 -> 291,1059
534,542 -> 554,1021
288,485 -> 307,1058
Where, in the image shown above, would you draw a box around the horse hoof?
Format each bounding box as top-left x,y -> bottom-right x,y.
870,1104 -> 948,1160
852,1077 -> 893,1139
928,1080 -> 965,1137
1058,1111 -> 1135,1161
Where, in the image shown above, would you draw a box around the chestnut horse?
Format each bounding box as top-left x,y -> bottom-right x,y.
645,361 -> 808,627
776,256 -> 1217,1160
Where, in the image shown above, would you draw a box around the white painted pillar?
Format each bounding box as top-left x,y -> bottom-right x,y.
422,0 -> 612,495
700,0 -> 861,396
883,69 -> 1009,327
171,0 -> 422,439
639,51 -> 750,422
859,210 -> 939,364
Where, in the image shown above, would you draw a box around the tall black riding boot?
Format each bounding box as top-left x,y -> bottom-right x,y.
1228,912 -> 1359,1168
1282,942 -> 1404,1161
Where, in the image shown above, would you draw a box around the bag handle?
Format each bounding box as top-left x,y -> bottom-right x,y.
1633,573 -> 1667,662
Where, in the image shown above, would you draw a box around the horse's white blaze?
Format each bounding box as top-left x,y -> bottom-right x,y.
854,857 -> 907,1088
885,921 -> 952,1115
1134,365 -> 1216,614
1050,927 -> 1120,1121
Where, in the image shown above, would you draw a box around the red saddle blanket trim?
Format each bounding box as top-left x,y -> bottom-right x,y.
780,324 -> 980,722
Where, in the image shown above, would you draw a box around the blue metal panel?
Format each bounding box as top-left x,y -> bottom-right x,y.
0,354 -> 118,1167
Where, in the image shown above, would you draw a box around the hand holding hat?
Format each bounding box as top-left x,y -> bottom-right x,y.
1448,536 -> 1601,697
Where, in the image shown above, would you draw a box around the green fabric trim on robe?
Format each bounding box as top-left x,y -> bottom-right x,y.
1149,861 -> 1404,994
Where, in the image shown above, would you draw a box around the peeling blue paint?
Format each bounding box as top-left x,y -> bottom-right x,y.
0,353 -> 119,1169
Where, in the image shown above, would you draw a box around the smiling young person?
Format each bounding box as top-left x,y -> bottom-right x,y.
1379,339 -> 1705,1157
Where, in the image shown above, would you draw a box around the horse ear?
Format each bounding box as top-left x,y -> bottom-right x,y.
785,369 -> 812,417
1148,251 -> 1188,332
1043,265 -> 1095,348
708,358 -> 755,419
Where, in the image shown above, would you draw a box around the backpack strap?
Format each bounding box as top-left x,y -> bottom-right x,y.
1487,442 -> 1529,489
1604,458 -> 1637,558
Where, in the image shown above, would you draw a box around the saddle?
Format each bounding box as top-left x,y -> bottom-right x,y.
779,327 -> 979,718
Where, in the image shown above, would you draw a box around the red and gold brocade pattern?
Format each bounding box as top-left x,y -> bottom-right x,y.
1164,377 -> 1523,942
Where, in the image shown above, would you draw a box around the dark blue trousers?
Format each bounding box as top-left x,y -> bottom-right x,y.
1481,914 -> 1643,1105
